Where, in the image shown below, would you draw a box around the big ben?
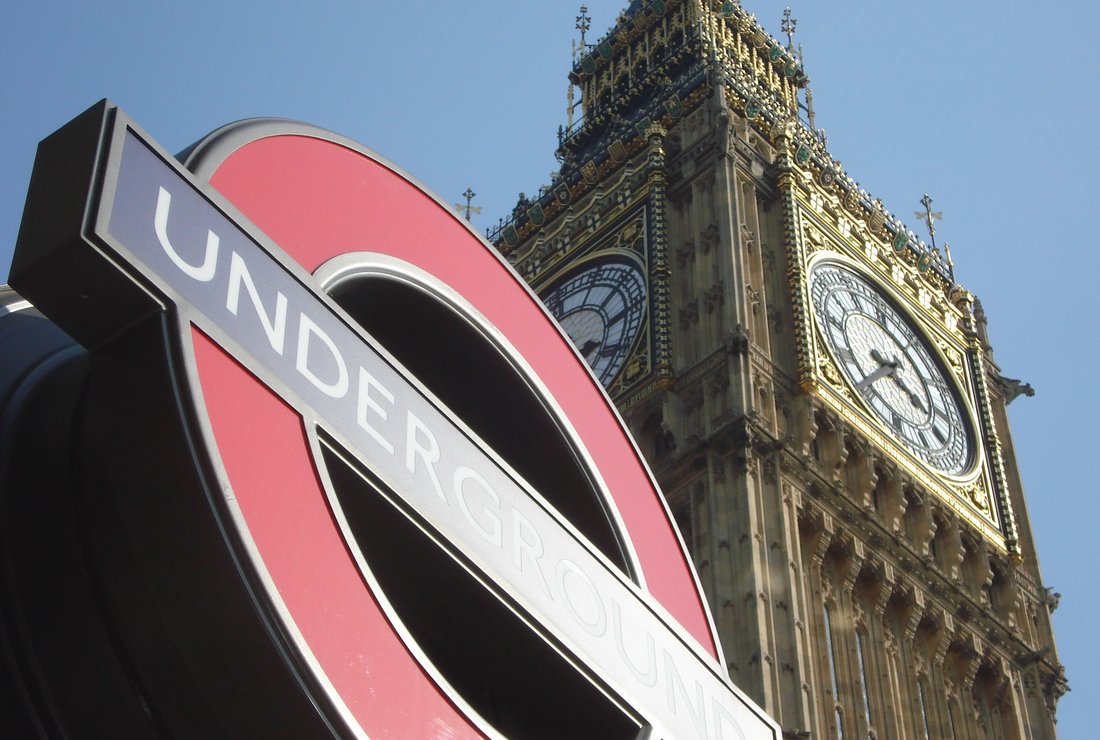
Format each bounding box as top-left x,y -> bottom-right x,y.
495,1 -> 1066,737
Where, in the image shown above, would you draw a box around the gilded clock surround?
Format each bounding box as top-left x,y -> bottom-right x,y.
807,258 -> 974,478
780,144 -> 1011,550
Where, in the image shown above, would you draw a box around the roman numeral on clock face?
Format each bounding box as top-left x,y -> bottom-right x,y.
890,411 -> 905,435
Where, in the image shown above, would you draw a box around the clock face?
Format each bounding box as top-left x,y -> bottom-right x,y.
541,259 -> 647,387
809,261 -> 972,476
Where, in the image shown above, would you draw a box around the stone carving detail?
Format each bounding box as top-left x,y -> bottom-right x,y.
676,240 -> 696,267
700,222 -> 720,254
842,540 -> 867,594
679,298 -> 700,329
999,375 -> 1035,405
762,245 -> 776,272
912,651 -> 928,680
711,455 -> 727,484
959,633 -> 984,690
904,589 -> 926,642
819,571 -> 834,604
817,352 -> 844,390
959,477 -> 992,514
851,596 -> 867,629
739,222 -> 755,253
869,201 -> 886,234
803,223 -> 824,250
843,187 -> 860,213
744,454 -> 759,476
745,284 -> 761,315
874,571 -> 895,618
883,625 -> 899,656
767,305 -> 783,335
936,514 -> 966,582
931,610 -> 956,666
704,282 -> 726,314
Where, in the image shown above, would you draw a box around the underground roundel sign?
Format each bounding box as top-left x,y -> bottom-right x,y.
10,101 -> 778,739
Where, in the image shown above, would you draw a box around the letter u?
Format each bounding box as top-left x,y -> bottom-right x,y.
155,186 -> 219,281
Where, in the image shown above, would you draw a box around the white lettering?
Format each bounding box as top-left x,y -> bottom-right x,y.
226,251 -> 287,353
405,410 -> 446,502
296,313 -> 349,398
356,367 -> 395,455
664,648 -> 708,737
557,559 -> 606,636
712,696 -> 750,740
512,509 -> 552,597
155,186 -> 219,281
453,466 -> 502,547
612,600 -> 658,687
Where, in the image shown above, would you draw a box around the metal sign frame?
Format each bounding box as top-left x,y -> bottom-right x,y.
8,101 -> 779,739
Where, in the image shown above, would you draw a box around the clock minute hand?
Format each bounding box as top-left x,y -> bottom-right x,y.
870,348 -> 928,412
579,338 -> 602,361
889,370 -> 928,413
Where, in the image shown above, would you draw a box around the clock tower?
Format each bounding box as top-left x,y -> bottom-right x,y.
494,1 -> 1066,737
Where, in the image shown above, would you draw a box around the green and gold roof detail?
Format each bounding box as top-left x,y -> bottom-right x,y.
492,0 -> 953,291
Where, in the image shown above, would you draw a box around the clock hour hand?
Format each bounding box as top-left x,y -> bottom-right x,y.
578,338 -> 602,361
855,353 -> 899,391
869,348 -> 895,368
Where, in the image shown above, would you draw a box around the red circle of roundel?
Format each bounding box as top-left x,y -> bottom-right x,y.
183,121 -> 717,735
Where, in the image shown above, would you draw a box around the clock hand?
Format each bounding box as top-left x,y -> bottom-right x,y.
889,370 -> 928,413
869,348 -> 894,367
578,338 -> 602,360
870,348 -> 928,413
855,357 -> 899,391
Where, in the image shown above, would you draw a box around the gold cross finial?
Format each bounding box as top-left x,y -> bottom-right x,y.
781,7 -> 797,50
576,6 -> 591,49
569,6 -> 592,130
916,194 -> 943,249
454,188 -> 482,222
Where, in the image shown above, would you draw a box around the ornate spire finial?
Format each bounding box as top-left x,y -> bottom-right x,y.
568,6 -> 592,130
781,7 -> 797,50
454,188 -> 481,222
576,5 -> 591,50
916,194 -> 943,250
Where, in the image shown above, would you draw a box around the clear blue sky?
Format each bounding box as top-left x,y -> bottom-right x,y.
3,1 -> 1096,733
